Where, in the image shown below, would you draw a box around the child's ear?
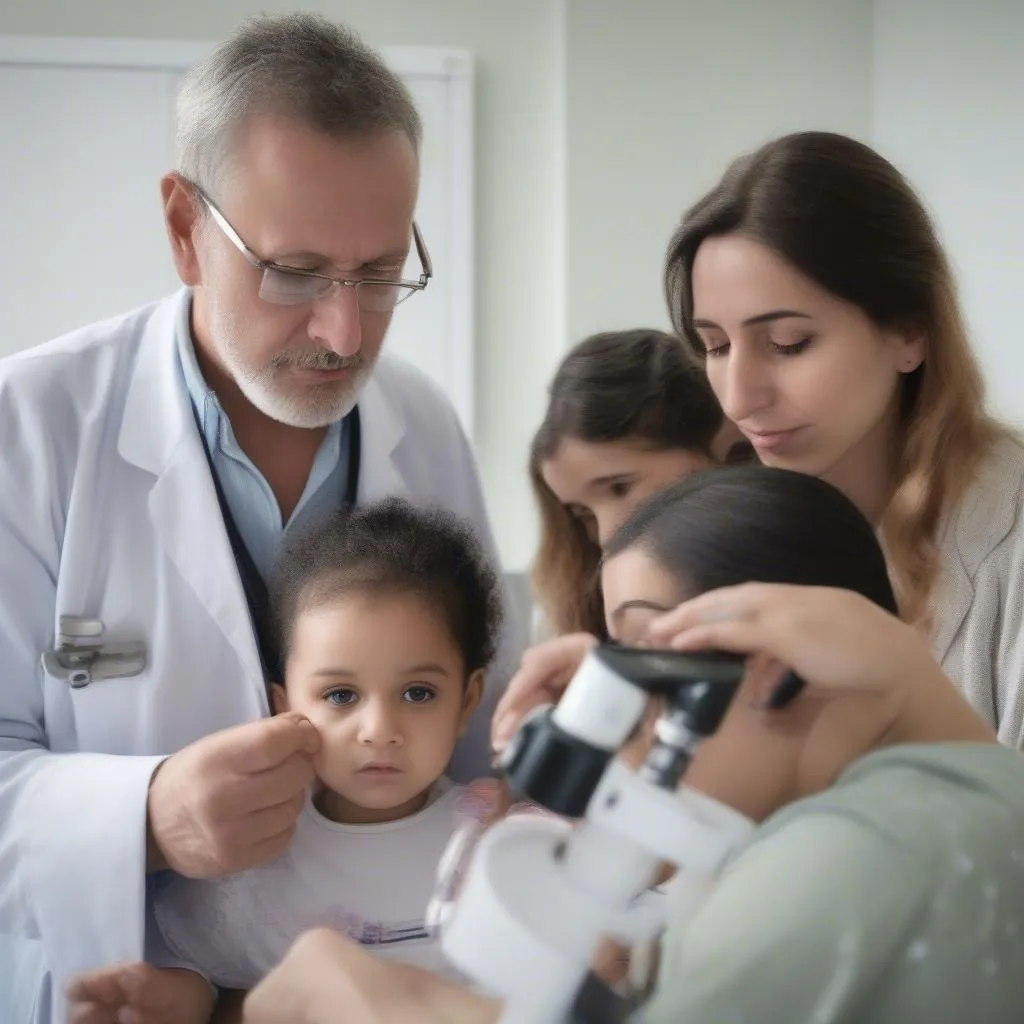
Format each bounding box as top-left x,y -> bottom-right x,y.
458,669 -> 485,736
270,682 -> 289,716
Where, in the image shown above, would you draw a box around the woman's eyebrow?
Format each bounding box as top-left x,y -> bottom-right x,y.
693,309 -> 813,330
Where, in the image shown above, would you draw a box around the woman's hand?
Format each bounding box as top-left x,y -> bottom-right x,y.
645,584 -> 932,694
491,633 -> 598,751
242,928 -> 500,1024
644,584 -> 994,743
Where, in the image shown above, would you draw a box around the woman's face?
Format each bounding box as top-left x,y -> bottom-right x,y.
690,234 -> 923,491
541,437 -> 712,546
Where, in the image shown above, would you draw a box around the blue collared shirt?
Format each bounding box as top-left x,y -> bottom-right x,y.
175,301 -> 351,583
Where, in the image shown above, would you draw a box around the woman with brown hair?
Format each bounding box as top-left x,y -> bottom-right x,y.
529,328 -> 747,638
664,129 -> 1024,747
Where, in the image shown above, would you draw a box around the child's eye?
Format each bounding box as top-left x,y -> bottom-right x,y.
325,689 -> 357,707
403,685 -> 436,704
609,480 -> 634,499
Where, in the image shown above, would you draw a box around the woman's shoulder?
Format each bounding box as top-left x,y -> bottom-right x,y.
943,432 -> 1024,571
753,743 -> 1024,861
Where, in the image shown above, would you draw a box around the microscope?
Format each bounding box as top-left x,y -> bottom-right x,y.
433,644 -> 760,1024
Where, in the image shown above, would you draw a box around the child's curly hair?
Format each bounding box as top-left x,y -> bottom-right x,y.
272,498 -> 503,680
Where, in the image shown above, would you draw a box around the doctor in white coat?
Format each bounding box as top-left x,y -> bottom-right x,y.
0,15 -> 520,1023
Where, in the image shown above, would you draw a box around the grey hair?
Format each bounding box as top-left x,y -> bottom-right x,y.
175,13 -> 422,193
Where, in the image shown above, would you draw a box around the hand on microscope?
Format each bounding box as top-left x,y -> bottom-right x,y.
493,585 -> 992,754
643,583 -> 993,744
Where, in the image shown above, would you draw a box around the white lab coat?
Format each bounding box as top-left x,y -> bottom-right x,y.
0,290 -> 521,1023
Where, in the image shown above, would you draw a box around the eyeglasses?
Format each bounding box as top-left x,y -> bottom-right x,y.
192,185 -> 432,312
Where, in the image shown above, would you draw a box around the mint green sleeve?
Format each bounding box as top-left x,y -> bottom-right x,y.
641,814 -> 924,1024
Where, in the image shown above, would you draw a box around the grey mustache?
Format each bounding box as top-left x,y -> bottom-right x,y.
276,351 -> 363,371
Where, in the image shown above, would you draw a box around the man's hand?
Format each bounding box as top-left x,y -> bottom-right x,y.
243,928 -> 501,1024
147,712 -> 320,877
67,963 -> 214,1024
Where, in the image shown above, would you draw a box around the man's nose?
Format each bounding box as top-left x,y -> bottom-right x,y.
307,283 -> 363,358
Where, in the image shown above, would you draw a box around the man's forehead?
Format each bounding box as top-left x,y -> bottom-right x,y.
231,115 -> 418,186
221,119 -> 419,266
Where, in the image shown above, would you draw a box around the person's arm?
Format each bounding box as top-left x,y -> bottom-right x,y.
242,928 -> 501,1024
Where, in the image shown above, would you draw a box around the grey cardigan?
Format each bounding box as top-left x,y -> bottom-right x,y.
933,435 -> 1024,748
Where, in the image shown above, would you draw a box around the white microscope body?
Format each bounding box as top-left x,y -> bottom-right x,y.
437,645 -> 761,1024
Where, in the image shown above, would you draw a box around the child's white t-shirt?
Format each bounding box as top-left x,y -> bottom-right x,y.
151,779 -> 464,989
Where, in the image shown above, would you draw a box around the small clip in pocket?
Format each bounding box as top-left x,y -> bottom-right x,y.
41,616 -> 147,689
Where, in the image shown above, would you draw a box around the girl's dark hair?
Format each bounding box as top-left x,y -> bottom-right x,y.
530,328 -> 734,637
271,499 -> 503,677
606,465 -> 898,615
664,130 -> 1005,625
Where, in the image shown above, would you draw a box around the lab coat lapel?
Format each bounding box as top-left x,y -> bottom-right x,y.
117,291 -> 265,698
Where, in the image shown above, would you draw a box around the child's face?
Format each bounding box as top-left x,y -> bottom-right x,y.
274,590 -> 483,824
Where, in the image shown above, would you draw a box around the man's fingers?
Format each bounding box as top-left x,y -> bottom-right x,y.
228,714 -> 320,773
243,817 -> 303,866
246,752 -> 319,810
229,792 -> 306,848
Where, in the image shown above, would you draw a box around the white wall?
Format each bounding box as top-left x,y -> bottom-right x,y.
873,0 -> 1024,426
565,0 -> 874,343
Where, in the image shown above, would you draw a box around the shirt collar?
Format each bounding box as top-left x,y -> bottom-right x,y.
175,294 -> 222,452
